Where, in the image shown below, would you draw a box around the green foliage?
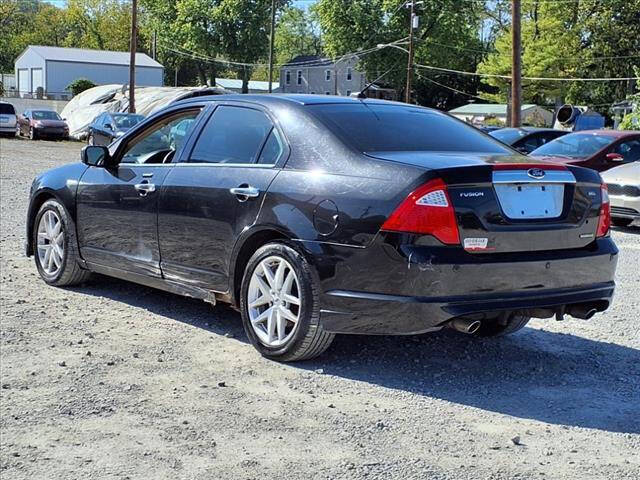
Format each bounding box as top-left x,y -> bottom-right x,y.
313,0 -> 488,109
484,116 -> 503,127
478,0 -> 640,117
66,78 -> 97,96
275,7 -> 322,66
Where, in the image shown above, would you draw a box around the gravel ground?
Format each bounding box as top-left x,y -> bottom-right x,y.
1,136 -> 639,480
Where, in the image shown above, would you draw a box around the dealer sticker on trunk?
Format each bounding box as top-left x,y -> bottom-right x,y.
463,237 -> 489,251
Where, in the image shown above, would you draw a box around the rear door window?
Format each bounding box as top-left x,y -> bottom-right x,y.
614,139 -> 640,163
189,106 -> 275,164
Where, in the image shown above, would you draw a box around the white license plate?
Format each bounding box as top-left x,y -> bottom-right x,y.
494,183 -> 564,219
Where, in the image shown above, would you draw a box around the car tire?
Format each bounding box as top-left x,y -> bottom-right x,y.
612,218 -> 633,228
29,127 -> 36,140
33,199 -> 91,287
240,241 -> 335,362
473,312 -> 530,337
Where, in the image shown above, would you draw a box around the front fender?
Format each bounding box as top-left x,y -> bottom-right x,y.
25,163 -> 88,256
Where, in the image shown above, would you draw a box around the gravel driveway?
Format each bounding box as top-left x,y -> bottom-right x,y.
1,137 -> 639,480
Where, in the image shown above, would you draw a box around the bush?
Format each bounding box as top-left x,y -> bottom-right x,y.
66,78 -> 97,96
618,94 -> 640,131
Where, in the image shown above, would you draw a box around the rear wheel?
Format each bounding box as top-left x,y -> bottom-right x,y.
612,218 -> 633,228
473,312 -> 530,337
240,242 -> 334,362
33,199 -> 91,286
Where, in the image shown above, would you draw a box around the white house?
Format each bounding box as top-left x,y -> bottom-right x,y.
214,78 -> 280,94
15,45 -> 164,99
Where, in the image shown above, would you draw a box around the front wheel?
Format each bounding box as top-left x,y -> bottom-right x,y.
612,218 -> 633,228
29,127 -> 36,140
33,199 -> 91,286
240,242 -> 334,362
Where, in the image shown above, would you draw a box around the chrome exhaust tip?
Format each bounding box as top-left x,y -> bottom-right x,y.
449,318 -> 482,334
567,304 -> 599,320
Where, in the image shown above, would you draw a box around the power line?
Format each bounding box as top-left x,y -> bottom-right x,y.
413,62 -> 639,82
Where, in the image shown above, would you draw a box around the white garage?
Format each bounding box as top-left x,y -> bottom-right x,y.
14,45 -> 164,100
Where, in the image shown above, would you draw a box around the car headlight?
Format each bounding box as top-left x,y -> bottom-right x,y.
33,121 -> 43,128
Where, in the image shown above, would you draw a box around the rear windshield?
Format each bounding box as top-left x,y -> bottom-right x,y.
490,128 -> 527,144
0,103 -> 15,115
32,110 -> 61,120
308,103 -> 511,154
531,133 -> 614,158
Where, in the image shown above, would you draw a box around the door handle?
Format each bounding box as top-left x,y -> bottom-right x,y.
134,182 -> 156,196
229,185 -> 259,201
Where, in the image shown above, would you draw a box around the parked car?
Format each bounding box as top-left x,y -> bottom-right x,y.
530,130 -> 640,172
489,127 -> 568,154
87,112 -> 145,146
601,161 -> 640,227
17,109 -> 69,140
0,101 -> 17,137
25,95 -> 618,362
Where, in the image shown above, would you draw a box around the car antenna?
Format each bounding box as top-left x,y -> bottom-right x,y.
351,66 -> 396,100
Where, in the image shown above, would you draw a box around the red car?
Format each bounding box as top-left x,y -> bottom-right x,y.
530,130 -> 640,172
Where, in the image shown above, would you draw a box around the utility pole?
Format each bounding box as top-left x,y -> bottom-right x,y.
511,0 -> 522,127
405,1 -> 416,104
267,0 -> 276,93
129,0 -> 137,113
152,29 -> 157,61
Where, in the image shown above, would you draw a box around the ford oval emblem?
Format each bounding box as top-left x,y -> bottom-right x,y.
527,168 -> 546,179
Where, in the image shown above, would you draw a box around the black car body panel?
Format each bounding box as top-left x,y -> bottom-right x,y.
26,94 -> 618,337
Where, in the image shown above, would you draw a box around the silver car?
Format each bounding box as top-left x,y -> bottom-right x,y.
0,101 -> 17,137
602,161 -> 640,227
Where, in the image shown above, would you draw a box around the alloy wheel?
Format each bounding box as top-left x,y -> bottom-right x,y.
37,210 -> 65,276
247,255 -> 301,347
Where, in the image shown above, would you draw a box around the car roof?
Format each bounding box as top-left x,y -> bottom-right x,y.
497,127 -> 560,133
571,129 -> 640,138
175,93 -> 407,108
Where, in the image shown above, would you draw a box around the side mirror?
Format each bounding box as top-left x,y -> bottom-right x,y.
606,152 -> 624,162
81,145 -> 111,167
104,123 -> 113,130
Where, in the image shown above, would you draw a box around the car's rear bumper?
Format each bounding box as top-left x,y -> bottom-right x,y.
301,234 -> 618,335
610,195 -> 640,219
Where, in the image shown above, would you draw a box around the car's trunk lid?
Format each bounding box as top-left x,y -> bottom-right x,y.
368,152 -> 604,253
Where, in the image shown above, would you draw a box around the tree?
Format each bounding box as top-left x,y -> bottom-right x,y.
313,0 -> 488,109
478,0 -> 640,117
275,6 -> 322,66
67,78 -> 97,96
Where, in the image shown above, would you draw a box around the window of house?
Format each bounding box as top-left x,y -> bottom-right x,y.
346,67 -> 352,81
297,70 -> 302,85
285,71 -> 291,85
189,106 -> 273,164
325,70 -> 331,81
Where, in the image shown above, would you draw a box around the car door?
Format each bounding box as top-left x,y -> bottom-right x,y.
90,113 -> 106,145
99,114 -> 116,145
158,103 -> 288,292
76,106 -> 205,277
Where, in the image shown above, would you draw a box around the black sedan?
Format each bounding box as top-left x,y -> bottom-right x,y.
490,127 -> 568,154
87,112 -> 145,146
25,95 -> 618,361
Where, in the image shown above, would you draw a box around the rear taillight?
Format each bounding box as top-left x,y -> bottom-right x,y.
596,183 -> 610,237
381,178 -> 460,245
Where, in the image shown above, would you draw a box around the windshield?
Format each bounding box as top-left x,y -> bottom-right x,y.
32,110 -> 61,120
112,114 -> 144,129
531,133 -> 614,158
490,128 -> 527,144
309,103 -> 511,154
0,103 -> 15,115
